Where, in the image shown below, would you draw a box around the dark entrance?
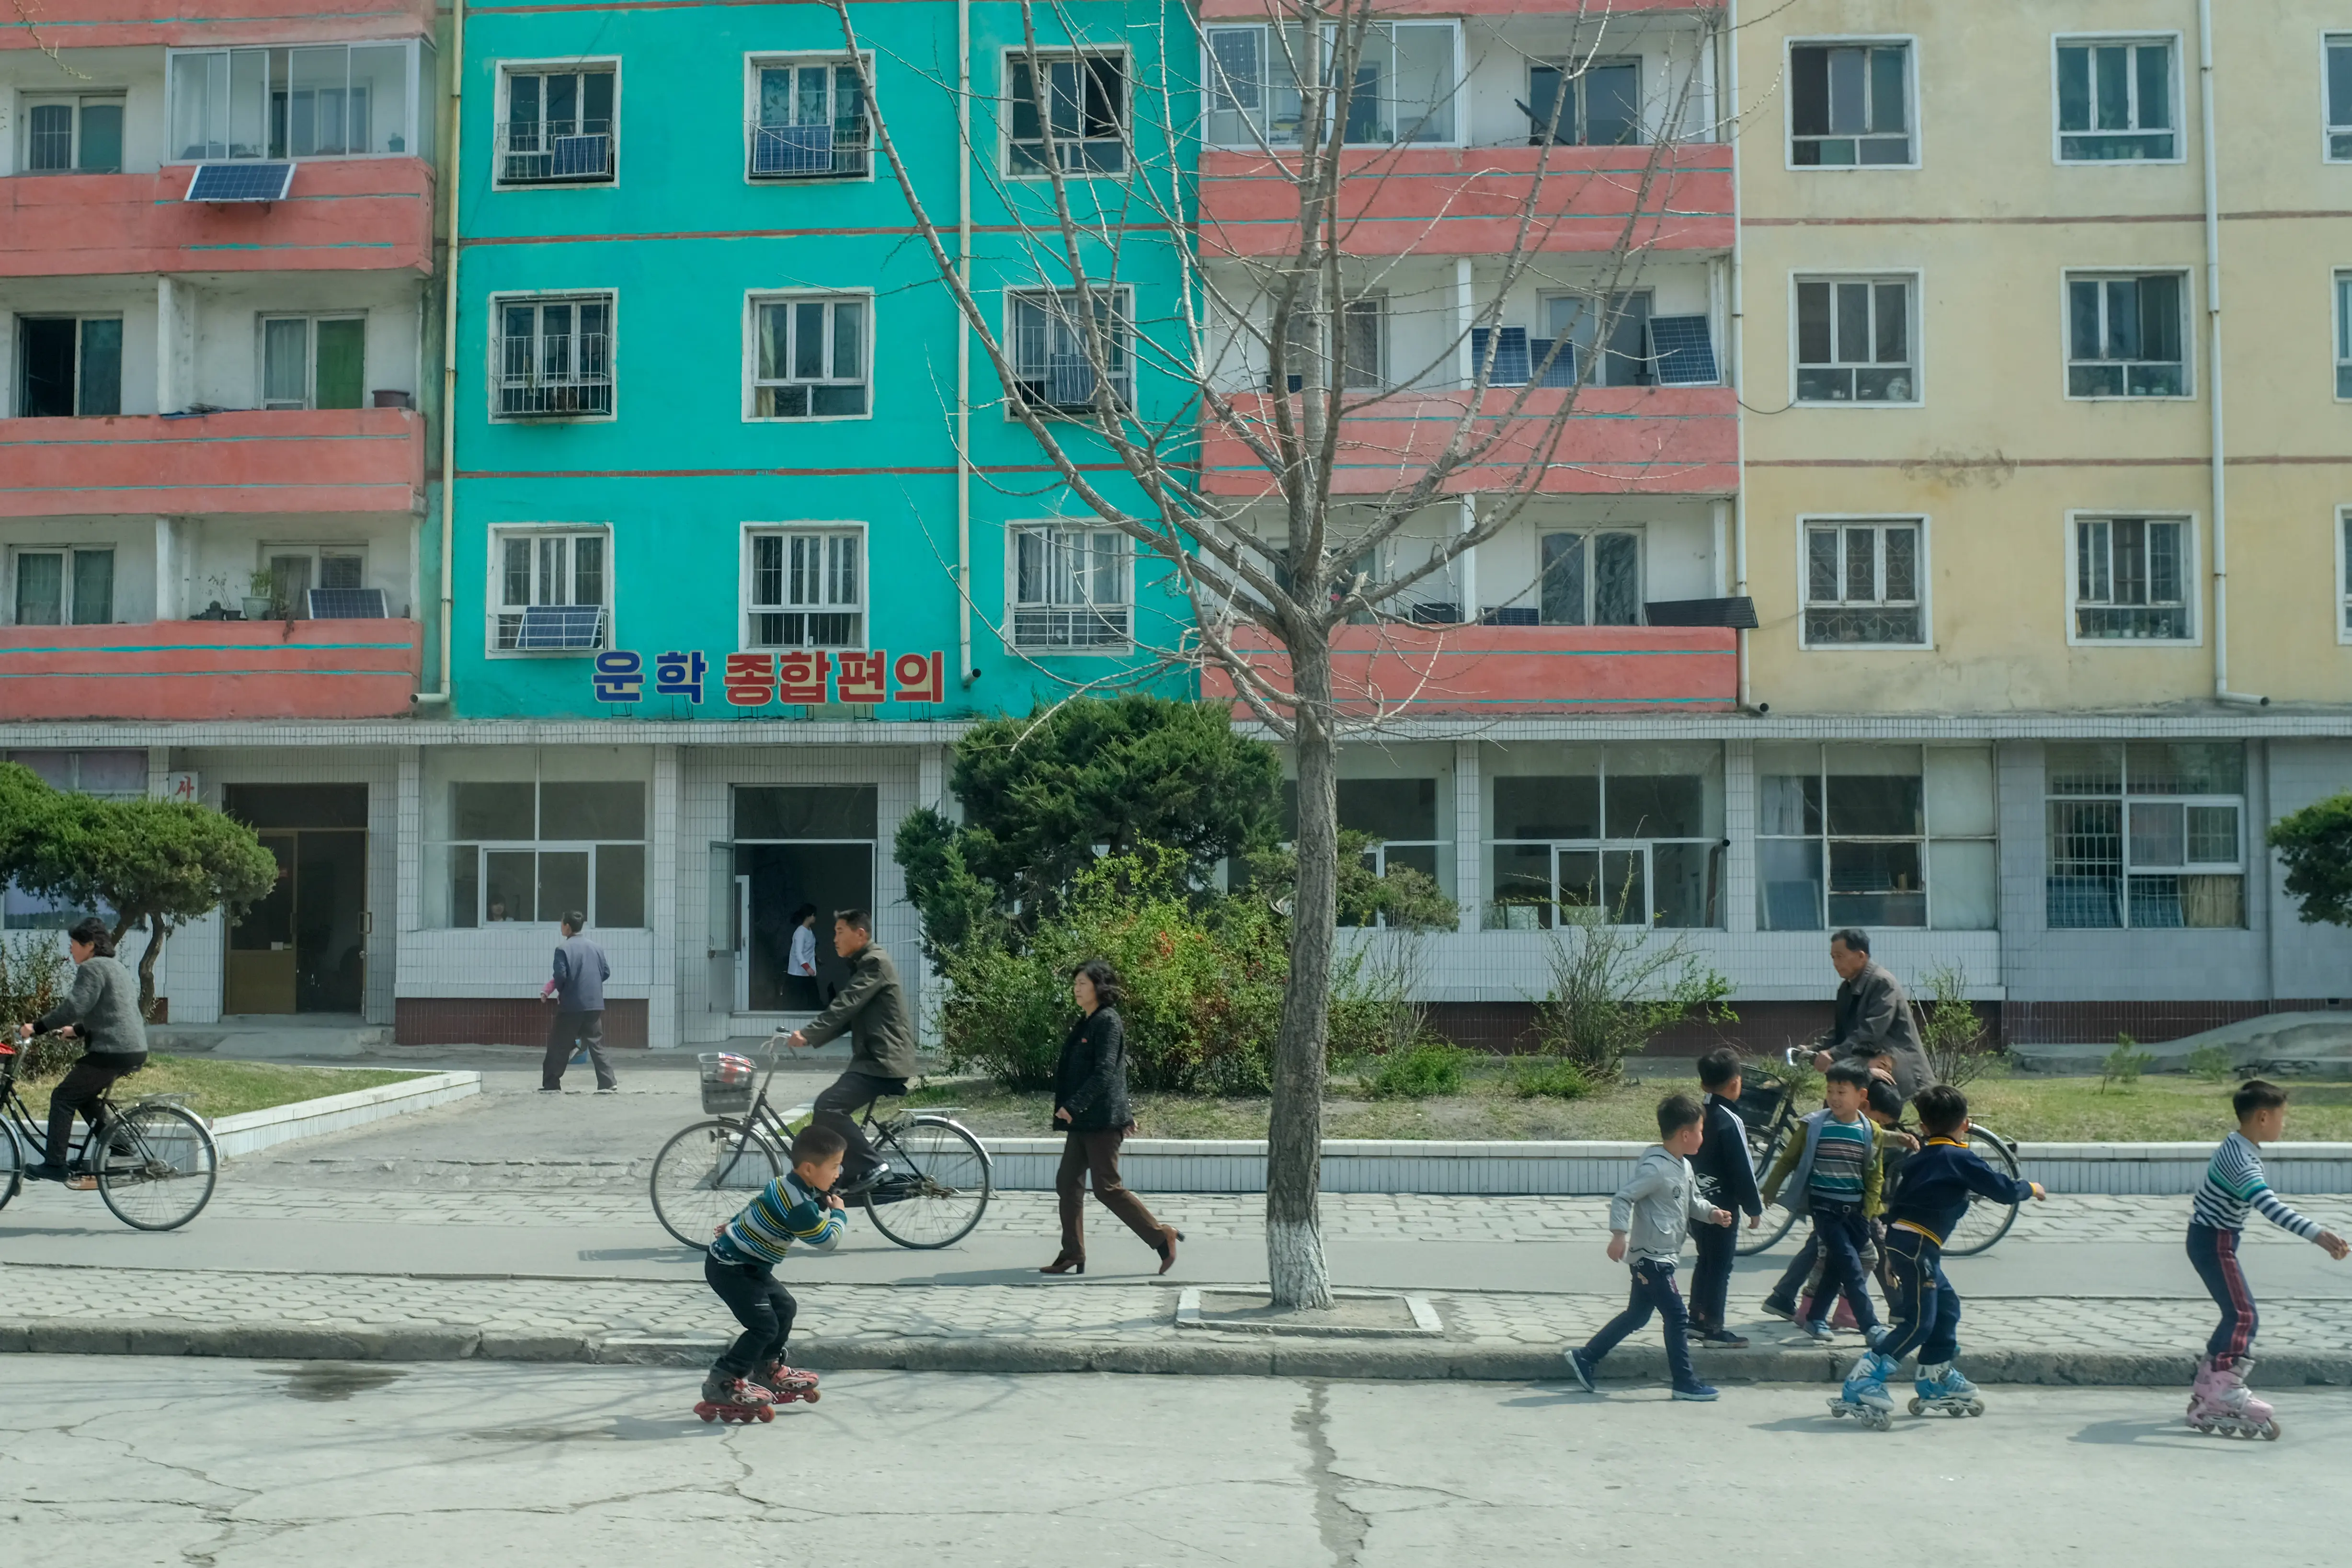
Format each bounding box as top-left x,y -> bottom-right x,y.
222,784 -> 367,1014
714,786 -> 876,1015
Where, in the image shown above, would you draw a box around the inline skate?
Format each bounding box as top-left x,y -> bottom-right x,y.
756,1361 -> 822,1406
1827,1350 -> 1896,1431
695,1371 -> 777,1425
2185,1355 -> 2280,1440
1907,1362 -> 1985,1418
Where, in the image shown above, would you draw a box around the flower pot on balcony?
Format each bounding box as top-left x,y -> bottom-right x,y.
371,389 -> 415,409
240,596 -> 274,620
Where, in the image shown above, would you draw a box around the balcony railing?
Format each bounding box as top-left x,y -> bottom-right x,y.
1012,605 -> 1130,649
748,120 -> 871,179
496,122 -> 614,184
0,619 -> 422,721
499,334 -> 613,418
0,409 -> 424,518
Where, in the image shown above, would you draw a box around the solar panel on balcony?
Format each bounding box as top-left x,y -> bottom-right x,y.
307,588 -> 388,620
550,134 -> 610,178
186,162 -> 296,203
516,604 -> 605,650
1646,315 -> 1720,385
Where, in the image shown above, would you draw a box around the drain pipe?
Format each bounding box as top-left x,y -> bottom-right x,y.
417,0 -> 463,707
1725,1 -> 1752,711
2200,0 -> 2264,707
956,0 -> 977,688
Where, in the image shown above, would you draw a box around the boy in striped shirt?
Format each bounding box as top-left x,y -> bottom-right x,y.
701,1124 -> 850,1413
2184,1080 -> 2348,1432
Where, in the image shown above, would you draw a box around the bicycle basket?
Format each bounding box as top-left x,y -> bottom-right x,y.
698,1053 -> 756,1115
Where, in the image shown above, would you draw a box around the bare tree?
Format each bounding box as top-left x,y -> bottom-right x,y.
830,0 -> 1727,1306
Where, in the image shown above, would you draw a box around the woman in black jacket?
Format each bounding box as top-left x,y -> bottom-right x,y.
1041,959 -> 1182,1276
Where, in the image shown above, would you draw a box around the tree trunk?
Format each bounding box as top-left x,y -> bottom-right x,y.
136,912 -> 164,1021
1267,638 -> 1338,1309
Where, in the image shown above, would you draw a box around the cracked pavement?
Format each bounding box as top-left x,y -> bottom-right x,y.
3,1356 -> 2347,1567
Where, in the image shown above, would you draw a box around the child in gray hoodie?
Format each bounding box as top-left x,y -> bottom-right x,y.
1566,1094 -> 1734,1401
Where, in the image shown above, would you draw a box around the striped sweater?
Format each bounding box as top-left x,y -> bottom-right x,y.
2189,1132 -> 2321,1240
710,1170 -> 847,1267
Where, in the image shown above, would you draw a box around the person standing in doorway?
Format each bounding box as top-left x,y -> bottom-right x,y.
783,909 -> 912,1192
1040,959 -> 1183,1276
784,903 -> 822,1012
541,912 -> 617,1094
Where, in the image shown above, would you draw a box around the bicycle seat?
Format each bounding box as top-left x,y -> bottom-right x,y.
875,1080 -> 909,1097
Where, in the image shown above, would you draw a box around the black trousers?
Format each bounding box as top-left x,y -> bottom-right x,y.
1804,1203 -> 1882,1333
541,1010 -> 615,1091
813,1069 -> 902,1181
705,1251 -> 798,1376
1580,1259 -> 1699,1391
46,1054 -> 142,1167
1689,1210 -> 1740,1330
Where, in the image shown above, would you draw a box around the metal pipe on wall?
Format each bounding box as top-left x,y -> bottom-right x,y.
957,0 -> 976,687
1725,0 -> 1752,711
419,0 -> 463,706
2200,0 -> 2264,707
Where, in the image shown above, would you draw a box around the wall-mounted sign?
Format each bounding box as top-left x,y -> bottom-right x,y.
163,771 -> 202,804
593,650 -> 946,708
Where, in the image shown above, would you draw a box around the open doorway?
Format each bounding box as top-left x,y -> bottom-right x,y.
221,785 -> 367,1014
714,786 -> 876,1016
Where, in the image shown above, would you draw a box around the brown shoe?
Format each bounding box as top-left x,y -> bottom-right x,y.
1039,1252 -> 1085,1276
1155,1227 -> 1184,1276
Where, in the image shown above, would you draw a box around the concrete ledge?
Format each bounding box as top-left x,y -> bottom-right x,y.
206,1069 -> 481,1160
980,1136 -> 2352,1197
8,1318 -> 2350,1386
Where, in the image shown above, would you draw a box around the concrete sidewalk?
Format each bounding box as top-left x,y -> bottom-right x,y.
7,1258 -> 2351,1386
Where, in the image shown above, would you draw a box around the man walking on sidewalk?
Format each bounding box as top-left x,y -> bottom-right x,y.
783,908 -> 913,1191
542,912 -> 617,1093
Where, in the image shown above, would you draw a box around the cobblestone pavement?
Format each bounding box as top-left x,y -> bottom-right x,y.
190,1183 -> 2349,1248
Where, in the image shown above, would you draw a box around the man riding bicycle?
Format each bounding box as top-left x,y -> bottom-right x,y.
1809,927 -> 1931,1100
777,908 -> 913,1194
16,916 -> 149,1183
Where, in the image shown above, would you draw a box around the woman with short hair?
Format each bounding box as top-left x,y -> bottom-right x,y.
1041,958 -> 1182,1276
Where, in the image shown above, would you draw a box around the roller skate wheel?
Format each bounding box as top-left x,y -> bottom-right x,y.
1965,1402 -> 1985,1417
694,1403 -> 716,1422
1906,1398 -> 1924,1416
802,1388 -> 821,1404
2260,1420 -> 2280,1441
756,1405 -> 775,1423
1868,1409 -> 1892,1432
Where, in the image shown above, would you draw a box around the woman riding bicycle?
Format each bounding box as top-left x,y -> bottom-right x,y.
16,916 -> 148,1183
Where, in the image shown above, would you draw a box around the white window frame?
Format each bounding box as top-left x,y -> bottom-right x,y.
258,541 -> 369,617
22,92 -> 127,173
492,56 -> 622,190
488,289 -> 617,423
1274,293 -> 1386,392
2327,33 -> 2352,163
486,524 -> 614,657
1757,744 -> 1996,932
1006,524 -> 1133,652
2062,268 -> 2192,401
743,52 -> 874,184
1201,21 -> 1463,151
1797,515 -> 1931,651
1003,285 -> 1134,417
11,313 -> 125,419
163,40 -> 432,164
1783,35 -> 1919,171
739,522 -> 867,651
257,312 -> 367,411
7,545 -> 115,627
2065,511 -> 2199,648
2335,271 -> 2352,402
1536,528 -> 1644,627
1790,272 -> 1921,407
2338,506 -> 2352,645
1002,48 -> 1131,179
742,288 -> 873,423
2045,744 -> 2246,931
2051,32 -> 2184,167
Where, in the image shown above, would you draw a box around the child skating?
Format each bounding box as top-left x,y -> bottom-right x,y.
1564,1094 -> 1734,1402
1832,1084 -> 2043,1430
697,1123 -> 850,1423
2182,1080 -> 2349,1440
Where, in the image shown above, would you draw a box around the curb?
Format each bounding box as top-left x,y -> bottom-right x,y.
207,1070 -> 482,1160
8,1320 -> 2352,1387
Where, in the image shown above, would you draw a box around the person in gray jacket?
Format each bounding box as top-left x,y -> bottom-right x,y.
540,912 -> 616,1093
15,916 -> 148,1182
1564,1094 -> 1733,1401
1810,927 -> 1932,1100
784,909 -> 914,1191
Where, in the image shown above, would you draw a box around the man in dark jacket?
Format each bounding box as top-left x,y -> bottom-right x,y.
541,913 -> 616,1093
1811,927 -> 1932,1100
785,909 -> 913,1190
1688,1048 -> 1764,1346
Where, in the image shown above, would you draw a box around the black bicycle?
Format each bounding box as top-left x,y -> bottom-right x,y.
649,1044 -> 991,1251
0,1038 -> 218,1231
1730,1050 -> 2022,1259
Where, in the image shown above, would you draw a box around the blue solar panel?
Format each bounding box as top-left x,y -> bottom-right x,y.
186,162 -> 295,202
516,604 -> 605,650
307,588 -> 388,620
1647,315 -> 1720,385
1470,326 -> 1532,386
550,134 -> 609,178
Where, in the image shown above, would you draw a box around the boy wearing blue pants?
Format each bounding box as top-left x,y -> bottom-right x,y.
1761,1064 -> 1908,1345
1839,1085 -> 2044,1419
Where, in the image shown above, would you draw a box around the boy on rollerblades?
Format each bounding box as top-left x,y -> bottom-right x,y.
1564,1094 -> 1733,1402
1836,1084 -> 2044,1427
697,1123 -> 850,1423
2183,1080 -> 2349,1440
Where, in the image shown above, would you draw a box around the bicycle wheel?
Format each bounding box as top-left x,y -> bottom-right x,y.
862,1116 -> 991,1250
94,1102 -> 217,1232
0,1118 -> 23,1213
1940,1125 -> 2023,1258
651,1118 -> 780,1248
1736,1125 -> 1799,1256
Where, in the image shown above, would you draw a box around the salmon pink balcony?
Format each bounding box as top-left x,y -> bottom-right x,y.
3,0 -> 436,48
0,409 -> 424,519
1200,145 -> 1732,259
0,160 -> 435,278
1201,623 -> 1737,718
0,619 -> 422,721
1200,385 -> 1737,497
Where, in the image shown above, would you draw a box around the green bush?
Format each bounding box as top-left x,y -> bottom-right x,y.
1360,1041 -> 1470,1099
1504,1055 -> 1595,1100
2099,1033 -> 2154,1093
0,932 -> 75,1079
2185,1042 -> 2237,1084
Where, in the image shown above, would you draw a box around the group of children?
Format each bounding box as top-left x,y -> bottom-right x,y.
1570,1046 -> 2350,1434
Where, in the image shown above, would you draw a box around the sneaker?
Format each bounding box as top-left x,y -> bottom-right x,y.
537,1087 -> 563,1094
834,1162 -> 892,1196
1759,1296 -> 1796,1323
1695,1328 -> 1750,1350
1795,1319 -> 1836,1343
1671,1383 -> 1720,1402
1563,1348 -> 1596,1393
594,1086 -> 620,1095
22,1161 -> 67,1183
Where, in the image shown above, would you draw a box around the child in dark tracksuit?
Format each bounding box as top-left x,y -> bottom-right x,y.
1761,1064 -> 1907,1344
700,1124 -> 849,1412
1689,1049 -> 1762,1349
1839,1084 -> 2043,1416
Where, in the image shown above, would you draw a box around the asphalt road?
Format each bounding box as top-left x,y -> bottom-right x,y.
6,1357 -> 2345,1567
